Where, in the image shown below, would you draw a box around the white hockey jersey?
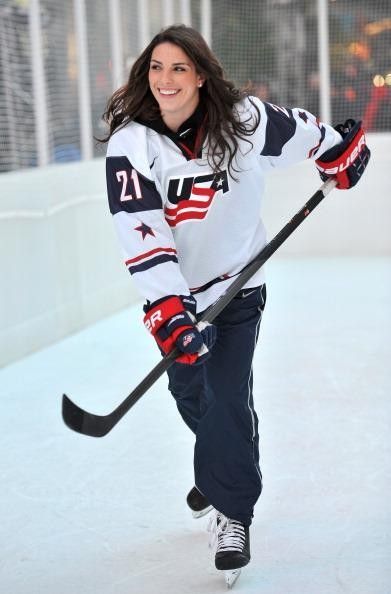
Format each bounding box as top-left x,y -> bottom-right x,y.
106,96 -> 341,312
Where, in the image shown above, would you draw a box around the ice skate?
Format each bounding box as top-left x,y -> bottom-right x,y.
186,486 -> 213,518
208,510 -> 250,588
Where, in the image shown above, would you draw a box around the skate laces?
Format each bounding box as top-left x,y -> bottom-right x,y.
208,510 -> 245,553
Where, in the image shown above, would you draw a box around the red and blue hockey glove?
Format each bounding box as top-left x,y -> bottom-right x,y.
315,119 -> 370,189
143,295 -> 216,364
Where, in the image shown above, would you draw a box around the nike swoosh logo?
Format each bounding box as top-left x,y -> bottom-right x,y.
179,128 -> 192,138
149,155 -> 159,169
241,289 -> 257,298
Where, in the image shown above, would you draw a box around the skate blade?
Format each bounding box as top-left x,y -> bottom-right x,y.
225,568 -> 241,589
192,504 -> 213,519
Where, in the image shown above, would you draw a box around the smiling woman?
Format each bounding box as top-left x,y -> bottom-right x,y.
97,23 -> 369,589
100,24 -> 258,177
148,43 -> 205,132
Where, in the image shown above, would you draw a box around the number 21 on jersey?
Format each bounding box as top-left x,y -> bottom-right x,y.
116,169 -> 143,201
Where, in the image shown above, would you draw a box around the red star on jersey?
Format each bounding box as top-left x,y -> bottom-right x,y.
134,223 -> 155,240
298,111 -> 308,123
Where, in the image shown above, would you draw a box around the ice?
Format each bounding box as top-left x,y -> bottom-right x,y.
0,258 -> 390,594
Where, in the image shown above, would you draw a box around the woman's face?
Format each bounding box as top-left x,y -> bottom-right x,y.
148,42 -> 204,130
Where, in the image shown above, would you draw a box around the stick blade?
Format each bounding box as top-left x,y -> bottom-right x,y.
62,394 -> 113,438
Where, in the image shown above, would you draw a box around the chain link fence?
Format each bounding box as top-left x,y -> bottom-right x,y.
0,0 -> 390,173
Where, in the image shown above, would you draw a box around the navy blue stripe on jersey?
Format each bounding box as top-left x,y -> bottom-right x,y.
260,103 -> 296,157
106,156 -> 162,215
127,253 -> 178,275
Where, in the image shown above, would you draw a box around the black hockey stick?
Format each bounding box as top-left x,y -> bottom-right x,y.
62,178 -> 337,437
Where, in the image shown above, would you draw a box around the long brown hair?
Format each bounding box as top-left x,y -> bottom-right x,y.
100,24 -> 260,176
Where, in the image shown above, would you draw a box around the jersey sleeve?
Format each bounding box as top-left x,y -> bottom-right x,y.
250,98 -> 342,171
106,153 -> 190,303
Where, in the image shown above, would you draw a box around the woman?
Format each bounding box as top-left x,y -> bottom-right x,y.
102,24 -> 369,582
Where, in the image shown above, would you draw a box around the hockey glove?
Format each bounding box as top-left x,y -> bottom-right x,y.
143,295 -> 216,365
315,119 -> 370,189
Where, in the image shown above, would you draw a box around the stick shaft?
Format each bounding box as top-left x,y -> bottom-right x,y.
108,179 -> 336,420
62,178 -> 336,436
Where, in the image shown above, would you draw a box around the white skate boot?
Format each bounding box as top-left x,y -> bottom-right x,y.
208,510 -> 250,588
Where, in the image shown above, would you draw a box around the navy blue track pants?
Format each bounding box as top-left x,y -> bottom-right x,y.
167,285 -> 266,526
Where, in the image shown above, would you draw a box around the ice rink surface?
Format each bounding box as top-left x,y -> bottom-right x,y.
1,258 -> 390,594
